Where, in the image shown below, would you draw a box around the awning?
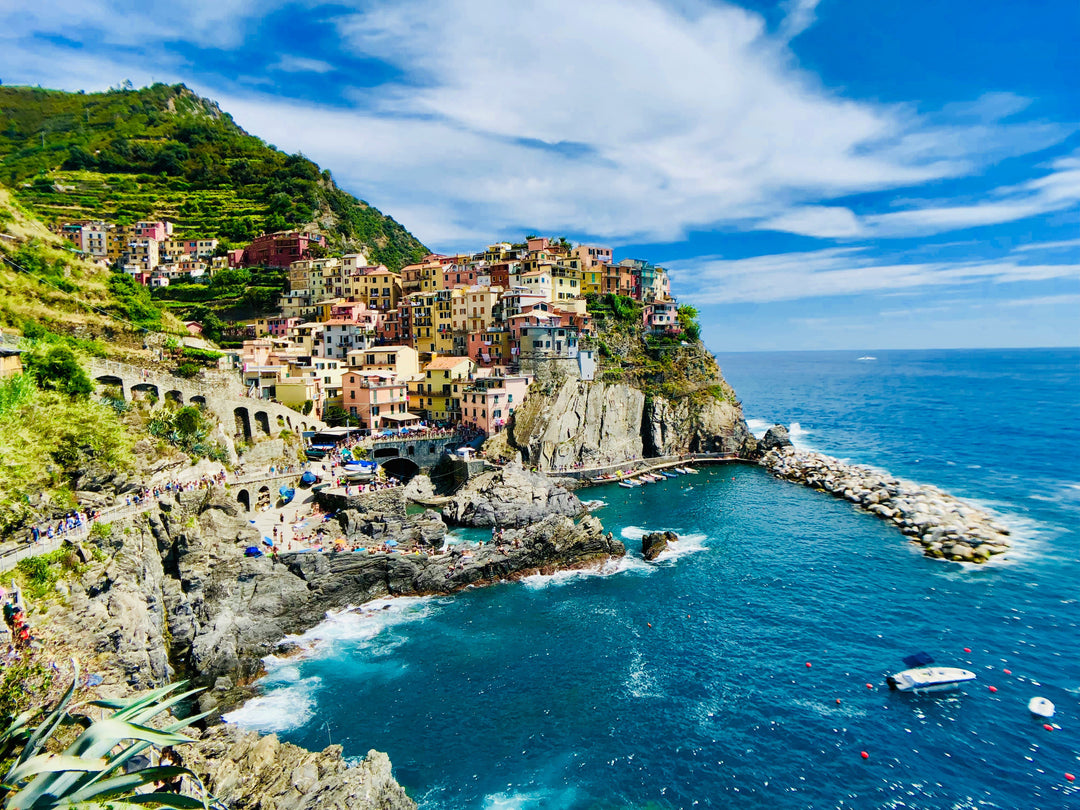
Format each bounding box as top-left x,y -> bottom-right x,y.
380,411 -> 422,423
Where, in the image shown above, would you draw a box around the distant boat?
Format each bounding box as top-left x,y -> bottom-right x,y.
1028,697 -> 1055,717
857,356 -> 877,361
887,652 -> 975,693
618,481 -> 634,489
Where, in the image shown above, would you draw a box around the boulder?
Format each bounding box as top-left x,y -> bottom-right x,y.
759,425 -> 794,453
642,530 -> 677,561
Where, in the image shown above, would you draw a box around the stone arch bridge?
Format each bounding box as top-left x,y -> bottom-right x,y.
88,358 -> 325,442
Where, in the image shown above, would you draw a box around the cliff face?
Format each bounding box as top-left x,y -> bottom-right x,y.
502,373 -> 752,470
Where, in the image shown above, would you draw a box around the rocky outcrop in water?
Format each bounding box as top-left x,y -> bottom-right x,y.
761,447 -> 1012,562
441,462 -> 584,526
758,425 -> 794,454
181,725 -> 416,810
641,530 -> 677,561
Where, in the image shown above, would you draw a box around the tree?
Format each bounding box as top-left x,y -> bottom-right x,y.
323,405 -> 349,426
23,345 -> 93,396
677,304 -> 701,342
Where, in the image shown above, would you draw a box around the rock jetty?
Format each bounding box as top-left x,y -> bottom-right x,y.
761,446 -> 1012,563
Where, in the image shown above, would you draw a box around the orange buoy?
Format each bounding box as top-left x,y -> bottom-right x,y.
836,699 -> 841,704
1066,773 -> 1075,782
988,686 -> 997,693
860,751 -> 869,759
1043,724 -> 1053,732
647,622 -> 652,628
1003,668 -> 1011,674
964,647 -> 971,653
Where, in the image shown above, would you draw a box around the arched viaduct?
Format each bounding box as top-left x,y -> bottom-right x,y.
88,358 -> 326,441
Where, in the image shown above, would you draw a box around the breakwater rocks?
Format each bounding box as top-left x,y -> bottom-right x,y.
761,447 -> 1011,563
642,530 -> 678,561
442,462 -> 584,527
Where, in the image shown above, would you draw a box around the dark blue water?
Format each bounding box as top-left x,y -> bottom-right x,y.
230,348 -> 1080,809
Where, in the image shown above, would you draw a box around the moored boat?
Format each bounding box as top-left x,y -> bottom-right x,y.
887,652 -> 976,693
1028,697 -> 1055,717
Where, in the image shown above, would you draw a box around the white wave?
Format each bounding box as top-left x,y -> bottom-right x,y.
482,787 -> 582,809
521,554 -> 645,589
652,532 -> 709,562
625,649 -> 662,699
223,675 -> 321,733
581,499 -> 607,510
263,597 -> 437,666
746,418 -> 772,438
746,418 -> 814,449
620,527 -> 710,563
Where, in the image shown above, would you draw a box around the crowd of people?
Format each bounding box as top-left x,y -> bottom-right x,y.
29,510 -> 102,543
2,588 -> 34,652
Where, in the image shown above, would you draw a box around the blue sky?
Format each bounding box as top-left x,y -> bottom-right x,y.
1,0 -> 1078,350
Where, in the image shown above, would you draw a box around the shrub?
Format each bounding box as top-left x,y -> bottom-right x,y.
174,362 -> 201,379
21,345 -> 93,396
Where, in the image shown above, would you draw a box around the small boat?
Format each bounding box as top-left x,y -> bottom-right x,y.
300,470 -> 319,487
278,485 -> 295,505
618,481 -> 634,489
887,652 -> 975,693
681,467 -> 698,474
857,356 -> 877,361
660,471 -> 678,478
1028,697 -> 1055,717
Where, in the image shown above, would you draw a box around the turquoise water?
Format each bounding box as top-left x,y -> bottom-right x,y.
230,348 -> 1080,808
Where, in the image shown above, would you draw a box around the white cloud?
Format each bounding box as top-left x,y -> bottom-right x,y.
271,55 -> 335,74
0,0 -> 1074,253
759,151 -> 1080,239
665,246 -> 1080,305
778,0 -> 822,42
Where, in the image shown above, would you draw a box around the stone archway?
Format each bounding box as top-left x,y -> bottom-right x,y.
237,489 -> 251,512
165,389 -> 184,404
381,457 -> 420,483
94,375 -> 125,399
277,414 -> 286,430
130,383 -> 159,401
234,407 -> 252,440
373,446 -> 400,459
254,411 -> 271,436
190,395 -> 207,408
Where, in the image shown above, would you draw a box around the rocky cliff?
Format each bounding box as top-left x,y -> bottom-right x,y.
496,376 -> 752,470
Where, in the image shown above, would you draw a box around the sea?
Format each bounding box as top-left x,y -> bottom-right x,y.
227,348 -> 1080,809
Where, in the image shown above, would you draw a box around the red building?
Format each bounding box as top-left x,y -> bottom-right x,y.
239,231 -> 327,268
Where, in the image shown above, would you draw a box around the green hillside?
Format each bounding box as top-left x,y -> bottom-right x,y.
0,83 -> 428,270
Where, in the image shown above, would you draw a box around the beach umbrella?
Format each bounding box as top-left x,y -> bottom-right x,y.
263,536 -> 274,547
385,539 -> 399,547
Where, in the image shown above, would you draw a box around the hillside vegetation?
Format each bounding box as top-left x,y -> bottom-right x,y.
0,187 -> 177,343
0,83 -> 428,269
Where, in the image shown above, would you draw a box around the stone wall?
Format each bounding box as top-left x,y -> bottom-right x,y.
315,487 -> 407,519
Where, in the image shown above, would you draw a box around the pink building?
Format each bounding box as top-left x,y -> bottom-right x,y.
643,301 -> 681,335
266,316 -> 302,337
460,375 -> 531,434
132,221 -> 172,241
342,370 -> 412,431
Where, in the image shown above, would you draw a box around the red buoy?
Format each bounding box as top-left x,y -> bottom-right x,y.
1003,668 -> 1011,675
806,662 -> 812,668
647,622 -> 652,628
865,683 -> 873,690
1043,724 -> 1053,732
964,648 -> 971,653
860,751 -> 869,759
1066,773 -> 1075,782
836,699 -> 841,704
988,686 -> 997,693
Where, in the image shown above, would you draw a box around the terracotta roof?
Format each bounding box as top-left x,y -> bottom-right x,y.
425,356 -> 471,370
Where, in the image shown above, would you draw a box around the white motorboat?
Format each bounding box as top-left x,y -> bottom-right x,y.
887,666 -> 976,692
1028,697 -> 1055,717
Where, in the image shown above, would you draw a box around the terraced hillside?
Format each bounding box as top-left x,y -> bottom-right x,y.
0,83 -> 428,269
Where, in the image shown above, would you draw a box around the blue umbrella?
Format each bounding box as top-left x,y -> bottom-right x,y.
385,539 -> 399,547
263,536 -> 274,547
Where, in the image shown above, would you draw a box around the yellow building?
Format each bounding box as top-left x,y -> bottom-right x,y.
464,287 -> 501,334
345,345 -> 419,380
414,355 -> 474,422
353,267 -> 403,311
0,346 -> 23,379
433,288 -> 463,354
409,292 -> 437,355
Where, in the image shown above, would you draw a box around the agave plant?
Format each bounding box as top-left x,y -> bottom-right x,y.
0,659 -> 214,809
